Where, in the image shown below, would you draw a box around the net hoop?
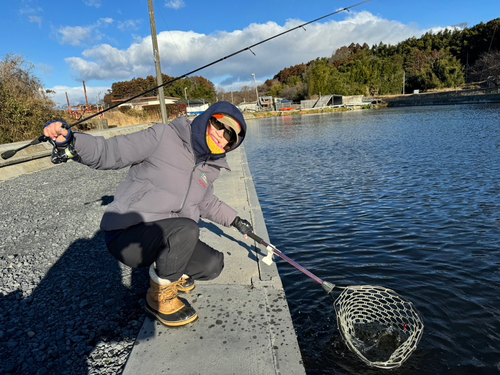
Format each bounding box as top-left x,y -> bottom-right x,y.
334,285 -> 424,369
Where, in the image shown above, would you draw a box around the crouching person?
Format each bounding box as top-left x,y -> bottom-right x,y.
43,101 -> 253,327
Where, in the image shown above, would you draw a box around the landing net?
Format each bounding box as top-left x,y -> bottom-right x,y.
334,285 -> 424,369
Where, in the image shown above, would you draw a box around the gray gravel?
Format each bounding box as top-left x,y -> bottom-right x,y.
0,162 -> 150,375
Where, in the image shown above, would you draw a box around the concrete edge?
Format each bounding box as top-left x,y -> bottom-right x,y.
239,146 -> 284,288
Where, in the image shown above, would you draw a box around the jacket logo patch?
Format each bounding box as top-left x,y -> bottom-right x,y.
198,173 -> 208,188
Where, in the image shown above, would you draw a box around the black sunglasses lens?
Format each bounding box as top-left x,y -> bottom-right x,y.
212,119 -> 224,130
212,118 -> 237,150
224,128 -> 235,143
213,119 -> 235,143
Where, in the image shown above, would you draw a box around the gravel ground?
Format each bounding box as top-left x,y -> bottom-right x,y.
0,162 -> 150,375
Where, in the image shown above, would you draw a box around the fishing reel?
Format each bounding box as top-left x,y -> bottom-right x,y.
49,141 -> 79,164
45,121 -> 80,164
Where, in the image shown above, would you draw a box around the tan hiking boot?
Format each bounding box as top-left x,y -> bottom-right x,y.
177,274 -> 195,293
145,266 -> 198,327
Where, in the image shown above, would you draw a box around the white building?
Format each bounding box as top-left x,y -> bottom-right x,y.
111,96 -> 180,110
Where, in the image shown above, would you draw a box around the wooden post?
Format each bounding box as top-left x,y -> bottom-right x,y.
83,81 -> 89,106
148,0 -> 168,123
65,92 -> 71,113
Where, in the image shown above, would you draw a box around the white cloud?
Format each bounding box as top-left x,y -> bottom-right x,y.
57,18 -> 114,47
132,34 -> 143,43
83,0 -> 102,9
19,5 -> 42,16
165,0 -> 185,10
118,19 -> 142,31
29,16 -> 42,27
422,25 -> 464,34
65,11 -> 424,91
20,4 -> 43,26
100,18 -> 114,25
59,25 -> 96,46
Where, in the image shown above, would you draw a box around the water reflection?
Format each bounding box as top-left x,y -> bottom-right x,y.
245,104 -> 500,374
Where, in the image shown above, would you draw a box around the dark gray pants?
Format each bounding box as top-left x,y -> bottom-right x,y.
105,218 -> 224,281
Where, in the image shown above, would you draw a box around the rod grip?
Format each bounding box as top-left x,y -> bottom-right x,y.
1,150 -> 16,160
247,231 -> 265,245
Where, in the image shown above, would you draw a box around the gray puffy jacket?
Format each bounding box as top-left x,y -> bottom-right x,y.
73,116 -> 239,231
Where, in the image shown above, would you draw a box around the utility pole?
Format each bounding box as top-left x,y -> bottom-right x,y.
148,0 -> 168,123
83,81 -> 89,106
252,73 -> 260,109
184,87 -> 189,110
65,92 -> 71,113
403,71 -> 405,95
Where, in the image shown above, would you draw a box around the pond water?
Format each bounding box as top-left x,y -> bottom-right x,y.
244,104 -> 500,374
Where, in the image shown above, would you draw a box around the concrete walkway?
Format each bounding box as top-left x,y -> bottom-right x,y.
121,146 -> 306,375
0,125 -> 306,374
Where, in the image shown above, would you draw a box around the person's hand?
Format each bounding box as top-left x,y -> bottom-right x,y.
231,216 -> 253,236
43,121 -> 71,145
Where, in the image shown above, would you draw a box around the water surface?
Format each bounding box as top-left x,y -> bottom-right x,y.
244,104 -> 500,374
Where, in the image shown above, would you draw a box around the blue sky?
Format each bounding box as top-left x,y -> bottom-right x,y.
2,0 -> 499,107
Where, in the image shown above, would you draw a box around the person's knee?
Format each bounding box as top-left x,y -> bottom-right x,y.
204,251 -> 224,280
167,218 -> 199,243
181,218 -> 199,239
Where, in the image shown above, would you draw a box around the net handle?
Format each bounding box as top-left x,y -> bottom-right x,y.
247,232 -> 335,293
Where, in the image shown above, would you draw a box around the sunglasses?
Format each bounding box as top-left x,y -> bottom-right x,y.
211,118 -> 237,147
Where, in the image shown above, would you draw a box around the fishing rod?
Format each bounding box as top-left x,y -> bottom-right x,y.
1,0 -> 371,161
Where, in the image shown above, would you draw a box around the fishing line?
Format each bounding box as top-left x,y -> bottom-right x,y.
1,0 -> 371,160
154,0 -> 187,67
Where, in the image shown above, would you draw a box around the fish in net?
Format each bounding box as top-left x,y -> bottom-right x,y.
334,285 -> 424,369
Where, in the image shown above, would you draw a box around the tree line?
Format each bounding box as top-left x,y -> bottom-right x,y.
104,17 -> 500,104
103,75 -> 216,107
264,17 -> 500,100
1,18 -> 499,143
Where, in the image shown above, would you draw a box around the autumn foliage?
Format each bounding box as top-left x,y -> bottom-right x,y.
265,18 -> 500,99
0,54 -> 59,143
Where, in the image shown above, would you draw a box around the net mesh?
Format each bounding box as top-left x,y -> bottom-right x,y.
334,285 -> 424,369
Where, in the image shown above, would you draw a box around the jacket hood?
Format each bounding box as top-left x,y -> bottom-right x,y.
191,101 -> 247,160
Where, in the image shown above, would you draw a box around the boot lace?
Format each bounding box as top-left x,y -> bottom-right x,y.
158,280 -> 189,302
177,277 -> 192,293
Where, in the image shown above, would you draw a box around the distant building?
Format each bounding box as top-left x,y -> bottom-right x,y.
274,98 -> 293,111
111,96 -> 180,110
182,99 -> 211,116
301,94 -> 363,109
237,101 -> 259,112
259,96 -> 274,110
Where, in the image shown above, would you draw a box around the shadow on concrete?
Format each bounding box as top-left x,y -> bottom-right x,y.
83,195 -> 115,207
0,201 -> 258,374
199,221 -> 260,262
0,230 -> 149,374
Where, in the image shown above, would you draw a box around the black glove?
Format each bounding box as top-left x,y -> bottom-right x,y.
231,216 -> 253,235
